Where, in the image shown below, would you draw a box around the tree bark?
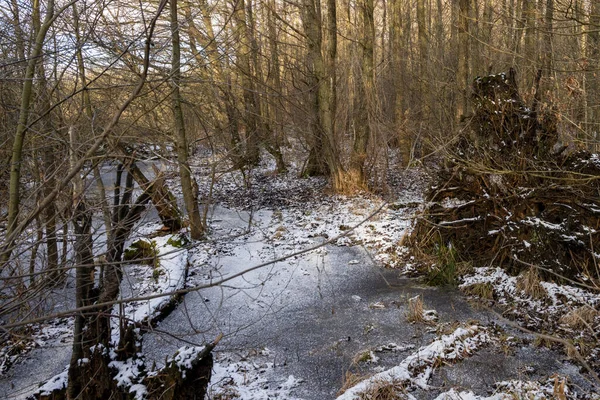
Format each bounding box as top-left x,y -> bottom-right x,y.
233,0 -> 261,166
67,202 -> 94,399
587,1 -> 600,151
170,0 -> 204,240
300,0 -> 344,191
186,0 -> 245,168
456,0 -> 470,120
350,0 -> 374,188
5,0 -> 55,265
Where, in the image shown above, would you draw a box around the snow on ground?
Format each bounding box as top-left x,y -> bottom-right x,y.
460,267 -> 600,327
117,234 -> 189,334
336,325 -> 492,399
460,266 -> 600,382
28,233 -> 191,399
4,154 -> 600,399
208,350 -> 304,400
262,195 -> 415,270
435,377 -> 597,400
0,319 -> 72,376
34,369 -> 68,398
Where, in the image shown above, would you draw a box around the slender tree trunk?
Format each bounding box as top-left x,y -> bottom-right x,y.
170,0 -> 204,240
233,0 -> 261,166
469,0 -> 481,76
10,0 -> 25,63
266,0 -> 287,173
588,1 -> 600,151
522,0 -> 536,81
34,42 -> 60,282
542,0 -> 553,77
456,0 -> 470,120
301,0 -> 327,177
350,0 -> 374,187
390,0 -> 410,165
5,0 -> 55,263
482,0 -> 493,66
416,0 -> 428,109
187,0 -> 245,167
67,202 -> 94,399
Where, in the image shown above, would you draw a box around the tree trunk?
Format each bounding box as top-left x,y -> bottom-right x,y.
186,0 -> 245,168
301,0 -> 328,178
417,0 -> 428,106
122,158 -> 182,231
34,67 -> 61,285
456,0 -> 470,120
67,202 -> 94,399
390,0 -> 410,165
233,0 -> 261,166
5,0 -> 55,263
522,0 -> 537,83
542,0 -> 553,83
170,0 -> 204,240
350,0 -> 374,188
266,0 -> 287,173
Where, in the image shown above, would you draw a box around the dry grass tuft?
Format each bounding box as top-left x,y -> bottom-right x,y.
337,371 -> 370,396
462,282 -> 494,300
406,295 -> 425,323
332,170 -> 369,195
357,379 -> 408,400
552,375 -> 568,400
559,305 -> 599,330
211,387 -> 239,400
516,267 -> 547,299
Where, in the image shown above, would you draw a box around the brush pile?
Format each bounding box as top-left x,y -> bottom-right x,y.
411,69 -> 600,281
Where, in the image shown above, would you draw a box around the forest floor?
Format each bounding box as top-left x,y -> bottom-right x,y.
1,151 -> 600,399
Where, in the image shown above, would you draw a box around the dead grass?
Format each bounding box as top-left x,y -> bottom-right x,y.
559,305 -> 599,330
405,295 -> 424,323
211,387 -> 239,400
462,282 -> 494,300
337,371 -> 370,396
516,267 -> 547,299
552,375 -> 568,400
332,169 -> 369,195
357,379 -> 408,400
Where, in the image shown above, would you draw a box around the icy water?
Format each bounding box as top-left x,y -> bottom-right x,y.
0,205 -> 596,399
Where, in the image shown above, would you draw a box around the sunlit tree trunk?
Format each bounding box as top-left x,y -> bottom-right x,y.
265,0 -> 287,173
522,0 -> 537,82
4,0 -> 55,265
588,1 -> 600,151
350,0 -> 374,187
186,0 -> 245,167
542,0 -> 553,77
233,0 -> 261,166
416,0 -> 428,102
170,0 -> 204,240
390,0 -> 410,165
456,0 -> 470,120
31,1 -> 60,283
300,0 -> 345,191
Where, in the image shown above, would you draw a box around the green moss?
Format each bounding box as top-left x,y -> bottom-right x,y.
167,234 -> 189,248
124,239 -> 158,265
354,351 -> 371,363
152,268 -> 164,282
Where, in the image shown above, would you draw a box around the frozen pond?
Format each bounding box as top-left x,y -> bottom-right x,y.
1,196 -> 597,399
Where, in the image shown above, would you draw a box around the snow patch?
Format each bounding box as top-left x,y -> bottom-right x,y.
336,325 -> 492,399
